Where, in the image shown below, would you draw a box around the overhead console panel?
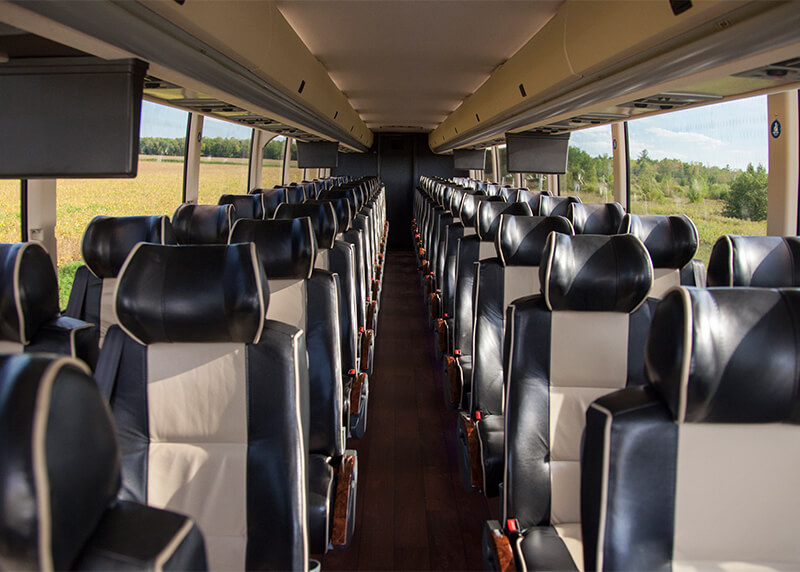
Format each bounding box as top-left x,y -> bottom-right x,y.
431,1 -> 800,153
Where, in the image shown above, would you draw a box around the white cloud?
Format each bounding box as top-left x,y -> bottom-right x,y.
646,126 -> 724,148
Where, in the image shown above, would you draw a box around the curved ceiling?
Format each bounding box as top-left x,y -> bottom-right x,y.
277,0 -> 562,132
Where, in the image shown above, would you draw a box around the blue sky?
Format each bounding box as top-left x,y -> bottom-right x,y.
142,95 -> 769,171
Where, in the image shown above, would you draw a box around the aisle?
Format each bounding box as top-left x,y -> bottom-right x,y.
320,249 -> 499,571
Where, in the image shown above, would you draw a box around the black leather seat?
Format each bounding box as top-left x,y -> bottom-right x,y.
64,215 -> 176,347
447,201 -> 532,410
517,189 -> 552,213
619,213 -> 703,295
172,203 -> 234,244
228,218 -> 358,553
459,215 -> 575,496
218,193 -> 266,220
568,202 -> 624,234
274,200 -> 369,437
1,242 -> 97,367
0,353 -> 208,570
538,195 -> 582,217
581,286 -> 800,570
707,234 -> 800,286
95,243 -> 309,570
482,233 -> 658,572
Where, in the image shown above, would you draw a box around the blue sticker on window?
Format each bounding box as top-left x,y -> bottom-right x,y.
613,139 -> 617,150
771,119 -> 782,139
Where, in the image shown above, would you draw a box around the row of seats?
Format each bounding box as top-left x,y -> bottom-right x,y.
0,175 -> 389,570
413,175 -> 800,571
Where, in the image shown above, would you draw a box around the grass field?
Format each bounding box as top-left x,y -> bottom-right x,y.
0,160 -> 765,308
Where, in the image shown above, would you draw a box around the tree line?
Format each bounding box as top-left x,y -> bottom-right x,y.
564,146 -> 767,221
139,136 -> 293,160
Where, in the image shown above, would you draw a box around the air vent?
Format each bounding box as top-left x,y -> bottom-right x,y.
734,58 -> 800,81
620,91 -> 721,111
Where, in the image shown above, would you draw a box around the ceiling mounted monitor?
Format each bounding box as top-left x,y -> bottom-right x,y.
297,141 -> 339,168
506,132 -> 570,174
453,149 -> 486,170
0,57 -> 147,178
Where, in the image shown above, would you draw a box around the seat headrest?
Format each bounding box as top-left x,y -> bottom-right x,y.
218,194 -> 265,221
569,202 -> 625,235
281,185 -> 306,204
619,213 -> 698,268
517,189 -> 551,213
538,195 -> 581,217
253,188 -> 287,218
0,354 -> 119,570
646,287 -> 800,424
274,201 -> 338,249
320,188 -> 360,214
229,218 -> 317,280
317,196 -> 352,233
540,233 -> 653,312
115,243 -> 267,345
0,242 -> 59,344
497,215 -> 574,267
172,204 -> 234,245
476,201 -> 533,240
81,215 -> 177,278
499,187 -> 519,202
707,235 -> 800,287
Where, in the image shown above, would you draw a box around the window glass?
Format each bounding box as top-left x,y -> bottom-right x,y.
497,145 -> 514,185
0,180 -> 21,244
54,100 -> 189,307
198,117 -> 251,204
628,95 -> 768,264
287,139 -> 303,184
261,135 -> 285,189
484,148 -> 494,182
559,124 -> 614,203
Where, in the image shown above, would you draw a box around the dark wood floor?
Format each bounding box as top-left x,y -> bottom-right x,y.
320,249 -> 499,571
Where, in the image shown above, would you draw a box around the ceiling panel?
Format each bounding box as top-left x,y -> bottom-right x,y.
277,0 -> 562,132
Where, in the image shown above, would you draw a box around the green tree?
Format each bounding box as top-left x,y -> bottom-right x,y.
722,164 -> 767,221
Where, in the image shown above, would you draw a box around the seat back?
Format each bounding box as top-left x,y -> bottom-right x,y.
582,287 -> 800,571
568,202 -> 624,235
707,235 -> 800,286
619,213 -> 699,296
503,233 -> 656,552
218,193 -> 266,220
249,187 -> 287,218
172,204 -> 234,244
66,215 -> 176,344
470,215 -> 574,417
103,242 -> 308,571
230,218 -> 345,458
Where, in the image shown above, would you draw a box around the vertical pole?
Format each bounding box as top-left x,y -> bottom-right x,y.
767,91 -> 799,236
546,174 -> 558,194
20,180 -> 28,242
612,121 -> 628,211
26,179 -> 58,270
491,146 -> 500,184
183,113 -> 203,204
282,138 -> 293,185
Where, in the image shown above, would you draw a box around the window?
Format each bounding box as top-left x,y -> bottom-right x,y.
286,138 -> 303,184
262,135 -> 286,189
561,124 -> 613,202
628,95 -> 768,264
496,144 -> 514,185
198,117 -> 252,204
0,180 -> 21,244
55,100 -> 189,307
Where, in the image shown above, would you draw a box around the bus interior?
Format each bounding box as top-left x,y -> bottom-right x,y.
0,1 -> 799,570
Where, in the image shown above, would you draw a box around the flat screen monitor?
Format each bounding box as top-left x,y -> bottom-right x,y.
453,149 -> 486,170
506,132 -> 570,174
297,141 -> 339,168
0,57 -> 147,178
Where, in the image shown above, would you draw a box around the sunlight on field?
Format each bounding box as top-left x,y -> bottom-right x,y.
0,180 -> 20,244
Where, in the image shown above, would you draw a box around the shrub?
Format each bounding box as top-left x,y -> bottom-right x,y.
722,164 -> 767,221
